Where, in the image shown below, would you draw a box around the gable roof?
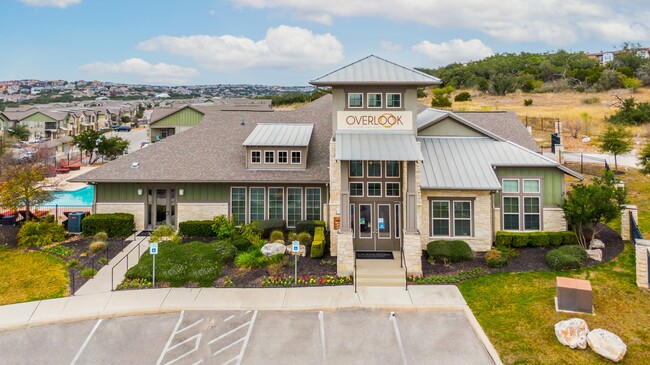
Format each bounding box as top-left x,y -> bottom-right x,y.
243,124 -> 313,147
310,55 -> 441,86
149,105 -> 205,125
417,108 -> 505,142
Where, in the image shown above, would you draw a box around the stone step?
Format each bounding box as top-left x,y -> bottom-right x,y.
356,276 -> 406,287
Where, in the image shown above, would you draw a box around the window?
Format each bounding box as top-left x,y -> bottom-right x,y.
291,151 -> 301,164
503,179 -> 519,193
367,182 -> 382,197
523,179 -> 540,193
287,187 -> 302,227
524,197 -> 540,230
251,151 -> 261,164
349,161 -> 363,177
350,182 -> 364,197
431,199 -> 473,237
231,187 -> 246,225
367,93 -> 382,108
249,187 -> 265,222
386,182 -> 400,197
502,178 -> 542,231
348,93 -> 363,108
278,151 -> 288,164
264,151 -> 274,164
367,161 -> 381,177
268,187 -> 284,220
386,161 -> 400,177
503,197 -> 519,230
306,188 -> 321,220
431,201 -> 450,236
453,201 -> 472,236
386,93 -> 401,108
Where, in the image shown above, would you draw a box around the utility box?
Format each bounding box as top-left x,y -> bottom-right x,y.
556,276 -> 593,313
67,211 -> 86,233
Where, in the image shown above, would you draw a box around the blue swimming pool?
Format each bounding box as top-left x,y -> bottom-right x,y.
44,185 -> 94,206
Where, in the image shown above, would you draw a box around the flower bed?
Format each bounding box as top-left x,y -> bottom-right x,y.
408,268 -> 485,285
262,274 -> 353,287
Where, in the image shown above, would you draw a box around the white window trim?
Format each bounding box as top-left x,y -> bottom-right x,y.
367,182 -> 382,197
385,161 -> 400,178
367,92 -> 382,108
386,93 -> 401,108
264,150 -> 275,164
502,196 -> 520,231
523,196 -> 541,231
453,200 -> 472,237
278,150 -> 288,164
267,187 -> 284,221
523,178 -> 541,193
305,187 -> 322,221
367,161 -> 382,178
251,150 -> 261,164
349,160 -> 364,178
431,200 -> 451,237
502,179 -> 519,193
348,93 -> 363,108
230,186 -> 247,224
286,187 -> 303,228
248,187 -> 266,222
385,182 -> 400,197
350,182 -> 364,197
291,151 -> 301,165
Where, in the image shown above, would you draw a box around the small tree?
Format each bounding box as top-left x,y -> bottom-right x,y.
7,125 -> 30,141
73,129 -> 102,165
597,124 -> 632,172
97,136 -> 130,161
564,119 -> 583,139
639,142 -> 650,175
608,97 -> 650,126
430,85 -> 454,108
0,163 -> 53,221
562,170 -> 626,248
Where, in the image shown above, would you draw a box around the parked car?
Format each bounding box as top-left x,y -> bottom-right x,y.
140,142 -> 150,148
113,125 -> 131,132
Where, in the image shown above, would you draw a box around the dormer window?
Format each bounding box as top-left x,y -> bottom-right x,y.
243,123 -> 312,170
278,151 -> 288,164
367,93 -> 382,108
386,93 -> 401,108
251,151 -> 261,164
348,93 -> 363,108
265,151 -> 275,163
291,151 -> 301,164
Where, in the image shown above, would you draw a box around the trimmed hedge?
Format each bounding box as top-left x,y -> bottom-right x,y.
495,231 -> 581,248
548,232 -> 564,246
546,245 -> 588,270
511,233 -> 529,248
82,213 -> 134,237
529,232 -> 550,247
562,231 -> 579,245
179,220 -> 215,237
258,219 -> 286,239
495,231 -> 513,248
295,220 -> 316,236
426,240 -> 473,263
310,227 -> 326,259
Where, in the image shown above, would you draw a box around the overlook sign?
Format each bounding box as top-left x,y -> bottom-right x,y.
337,111 -> 412,131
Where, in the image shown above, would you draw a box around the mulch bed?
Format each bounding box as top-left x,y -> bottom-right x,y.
422,226 -> 624,277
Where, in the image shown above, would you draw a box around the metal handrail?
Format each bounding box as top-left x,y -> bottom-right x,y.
401,228 -> 407,291
111,235 -> 147,290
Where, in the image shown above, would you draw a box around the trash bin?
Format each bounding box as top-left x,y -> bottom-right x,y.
67,211 -> 86,233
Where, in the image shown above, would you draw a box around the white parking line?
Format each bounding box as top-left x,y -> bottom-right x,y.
318,311 -> 327,361
209,311 -> 258,365
236,311 -> 257,365
389,312 -> 408,365
224,315 -> 235,322
157,311 -> 184,365
70,319 -> 103,365
164,334 -> 202,365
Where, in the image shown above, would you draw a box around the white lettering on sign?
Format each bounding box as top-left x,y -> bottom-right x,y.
337,111 -> 412,131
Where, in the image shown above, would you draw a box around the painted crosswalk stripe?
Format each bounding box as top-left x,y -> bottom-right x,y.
70,319 -> 103,365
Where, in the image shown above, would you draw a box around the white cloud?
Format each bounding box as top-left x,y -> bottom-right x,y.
579,20 -> 647,43
380,41 -> 402,52
20,0 -> 81,8
208,9 -> 216,16
79,58 -> 199,85
229,0 -> 648,46
413,39 -> 494,65
137,25 -> 344,72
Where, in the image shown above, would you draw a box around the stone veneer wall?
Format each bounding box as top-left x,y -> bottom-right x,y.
404,232 -> 422,276
621,205 -> 638,241
336,231 -> 354,276
95,202 -> 145,230
177,203 -> 228,224
328,141 -> 341,257
636,240 -> 649,289
542,207 -> 567,232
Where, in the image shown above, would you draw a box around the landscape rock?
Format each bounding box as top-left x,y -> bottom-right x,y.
586,249 -> 603,261
554,318 -> 589,349
284,244 -> 307,257
587,328 -> 627,362
589,239 -> 605,249
261,242 -> 286,256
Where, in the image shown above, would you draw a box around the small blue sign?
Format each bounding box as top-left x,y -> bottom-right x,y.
150,243 -> 159,255
292,240 -> 300,252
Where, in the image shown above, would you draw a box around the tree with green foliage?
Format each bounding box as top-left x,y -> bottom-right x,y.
597,124 -> 632,172
562,170 -> 626,248
639,143 -> 650,175
608,97 -> 650,126
96,135 -> 129,161
0,163 -> 53,221
7,125 -> 30,141
430,85 -> 453,108
72,129 -> 102,165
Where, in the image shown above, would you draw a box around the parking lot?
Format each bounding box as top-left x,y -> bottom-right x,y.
0,309 -> 494,365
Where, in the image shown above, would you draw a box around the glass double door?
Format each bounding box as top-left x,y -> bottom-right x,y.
147,187 -> 177,230
352,201 -> 400,251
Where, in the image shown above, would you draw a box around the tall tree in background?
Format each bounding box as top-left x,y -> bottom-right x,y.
597,124 -> 632,172
72,129 -> 101,165
7,125 -> 30,141
638,142 -> 650,175
0,163 -> 53,221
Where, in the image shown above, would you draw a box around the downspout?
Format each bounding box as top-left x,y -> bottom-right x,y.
490,190 -> 496,246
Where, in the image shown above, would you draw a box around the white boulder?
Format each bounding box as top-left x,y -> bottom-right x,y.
586,249 -> 603,262
261,242 -> 286,256
587,328 -> 627,362
589,239 -> 605,249
555,318 -> 589,349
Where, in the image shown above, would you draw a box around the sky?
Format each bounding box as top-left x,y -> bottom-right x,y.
1,0 -> 648,86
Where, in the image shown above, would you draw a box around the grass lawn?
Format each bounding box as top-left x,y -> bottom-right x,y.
459,242 -> 650,364
0,248 -> 69,305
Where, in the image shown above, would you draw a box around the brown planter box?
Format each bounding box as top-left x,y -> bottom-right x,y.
556,276 -> 592,313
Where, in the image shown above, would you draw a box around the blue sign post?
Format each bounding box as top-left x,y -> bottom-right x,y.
150,243 -> 158,287
292,240 -> 299,284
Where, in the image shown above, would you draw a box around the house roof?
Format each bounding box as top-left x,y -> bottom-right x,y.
243,124 -> 313,147
149,105 -> 205,125
70,95 -> 333,184
310,55 -> 441,86
1,109 -> 68,121
336,132 -> 423,161
418,137 -> 581,190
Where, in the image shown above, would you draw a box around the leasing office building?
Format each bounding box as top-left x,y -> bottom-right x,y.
73,56 -> 580,277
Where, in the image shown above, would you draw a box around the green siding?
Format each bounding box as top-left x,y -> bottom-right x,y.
151,108 -> 204,127
418,117 -> 485,137
22,112 -> 58,122
494,167 -> 564,207
96,183 -> 142,202
177,183 -> 229,202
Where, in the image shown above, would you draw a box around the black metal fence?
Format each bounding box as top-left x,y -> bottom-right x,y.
630,211 -> 643,245
1,205 -> 91,226
562,152 -> 610,176
523,116 -> 559,131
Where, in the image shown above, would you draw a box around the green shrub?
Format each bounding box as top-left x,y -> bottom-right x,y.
212,215 -> 238,240
179,220 -> 215,237
81,268 -> 97,277
582,97 -> 600,105
310,241 -> 325,259
314,227 -> 325,241
426,240 -> 473,263
17,221 -> 66,247
89,241 -> 107,254
82,213 -> 134,237
511,233 -> 529,248
546,245 -> 588,270
232,238 -> 251,252
258,219 -> 286,239
42,245 -> 75,258
495,231 -> 513,248
562,231 -> 580,246
116,278 -> 152,290
270,230 -> 285,242
523,98 -> 533,106
454,91 -> 472,102
314,220 -> 326,229
99,257 -> 109,265
548,232 -> 564,246
485,249 -> 508,268
66,259 -> 79,269
93,232 -> 108,243
149,225 -> 181,244
214,241 -> 237,263
295,221 -> 316,236
297,232 -> 312,247
234,249 -> 269,269
528,232 -> 550,247
287,232 -> 298,242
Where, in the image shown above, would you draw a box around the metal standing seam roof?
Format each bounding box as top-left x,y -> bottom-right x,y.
310,55 -> 441,86
336,132 -> 424,161
419,137 -> 581,190
243,124 -> 314,147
